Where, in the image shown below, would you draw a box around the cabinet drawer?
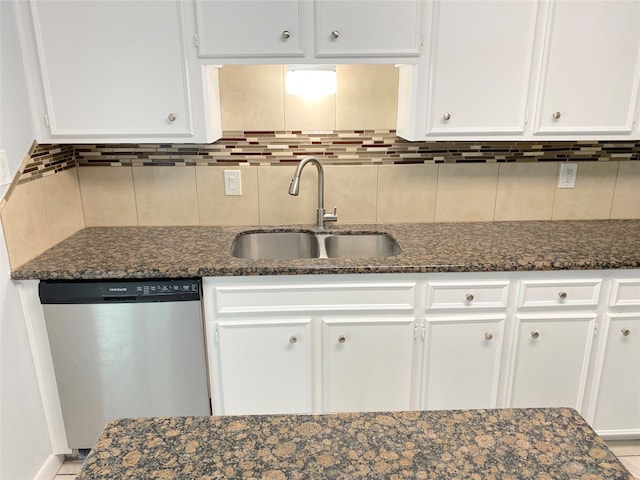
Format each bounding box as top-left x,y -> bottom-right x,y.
517,279 -> 602,308
213,282 -> 416,314
609,279 -> 640,307
425,281 -> 510,310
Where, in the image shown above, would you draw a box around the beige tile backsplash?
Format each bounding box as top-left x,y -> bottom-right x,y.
40,168 -> 85,245
79,166 -> 138,226
494,162 -> 557,221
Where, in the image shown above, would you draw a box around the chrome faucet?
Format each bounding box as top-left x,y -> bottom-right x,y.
288,156 -> 338,230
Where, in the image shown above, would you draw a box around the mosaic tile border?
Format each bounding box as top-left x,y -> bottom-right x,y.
17,131 -> 640,183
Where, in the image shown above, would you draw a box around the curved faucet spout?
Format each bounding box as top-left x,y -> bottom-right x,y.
288,156 -> 337,230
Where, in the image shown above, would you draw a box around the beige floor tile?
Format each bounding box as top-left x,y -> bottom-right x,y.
619,456 -> 640,479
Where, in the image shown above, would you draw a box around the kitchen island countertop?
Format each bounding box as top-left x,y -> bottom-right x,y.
11,220 -> 640,280
78,407 -> 633,479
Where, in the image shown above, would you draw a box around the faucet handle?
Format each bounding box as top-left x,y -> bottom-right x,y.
324,206 -> 338,223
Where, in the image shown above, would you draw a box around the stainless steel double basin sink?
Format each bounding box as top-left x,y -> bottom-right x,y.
230,231 -> 401,260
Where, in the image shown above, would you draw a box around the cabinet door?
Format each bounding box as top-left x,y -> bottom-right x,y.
194,1 -> 305,58
591,314 -> 640,435
216,319 -> 312,415
426,0 -> 539,135
423,316 -> 505,410
533,0 -> 640,134
26,0 -> 196,140
323,318 -> 415,413
314,0 -> 422,58
508,314 -> 596,411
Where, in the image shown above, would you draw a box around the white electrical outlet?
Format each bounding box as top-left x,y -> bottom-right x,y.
223,170 -> 242,196
558,163 -> 578,189
0,150 -> 11,187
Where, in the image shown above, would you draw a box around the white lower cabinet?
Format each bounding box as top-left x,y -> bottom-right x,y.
507,314 -> 596,411
203,272 -> 639,439
322,318 -> 415,413
590,314 -> 640,437
422,315 -> 505,410
216,319 -> 312,415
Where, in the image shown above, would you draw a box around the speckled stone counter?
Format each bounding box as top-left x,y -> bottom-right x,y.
11,220 -> 640,280
78,408 -> 632,479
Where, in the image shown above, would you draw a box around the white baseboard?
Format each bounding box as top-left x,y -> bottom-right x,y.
33,454 -> 63,480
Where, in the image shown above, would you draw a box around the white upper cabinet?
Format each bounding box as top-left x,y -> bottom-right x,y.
194,0 -> 305,59
397,0 -> 640,141
191,0 -> 423,63
314,1 -> 423,59
533,0 -> 640,136
16,0 -> 220,143
425,0 -> 539,136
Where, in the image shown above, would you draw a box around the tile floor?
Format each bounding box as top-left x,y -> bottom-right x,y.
52,441 -> 640,479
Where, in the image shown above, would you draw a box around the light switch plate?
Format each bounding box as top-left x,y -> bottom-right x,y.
224,170 -> 242,196
558,163 -> 577,189
0,150 -> 11,187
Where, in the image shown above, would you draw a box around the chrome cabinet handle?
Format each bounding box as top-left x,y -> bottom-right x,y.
331,30 -> 340,39
466,293 -> 474,302
558,291 -> 568,301
282,30 -> 291,39
338,335 -> 346,344
167,113 -> 176,122
552,111 -> 561,120
443,112 -> 451,121
289,335 -> 297,344
484,332 -> 493,341
531,331 -> 540,339
621,328 -> 631,337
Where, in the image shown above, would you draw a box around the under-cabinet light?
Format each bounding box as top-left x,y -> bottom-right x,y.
285,65 -> 337,98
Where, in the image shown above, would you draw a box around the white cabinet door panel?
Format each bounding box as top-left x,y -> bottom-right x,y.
508,314 -> 596,411
217,319 -> 313,415
591,314 -> 640,435
423,316 -> 505,410
29,0 -> 194,138
426,0 -> 539,135
534,0 -> 640,134
194,1 -> 305,58
323,318 -> 415,413
314,0 -> 422,58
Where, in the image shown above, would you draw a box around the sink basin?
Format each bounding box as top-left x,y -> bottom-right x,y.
230,231 -> 401,259
323,233 -> 401,258
230,232 -> 319,259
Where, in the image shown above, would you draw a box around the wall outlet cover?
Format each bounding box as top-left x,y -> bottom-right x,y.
224,170 -> 242,196
558,163 -> 578,189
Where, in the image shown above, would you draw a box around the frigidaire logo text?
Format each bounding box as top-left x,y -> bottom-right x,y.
108,288 -> 128,292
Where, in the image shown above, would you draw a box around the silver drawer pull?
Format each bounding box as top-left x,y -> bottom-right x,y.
531,331 -> 540,339
289,335 -> 297,344
282,30 -> 291,39
338,335 -> 346,344
558,291 -> 568,301
331,30 -> 340,39
484,332 -> 493,341
466,293 -> 474,302
621,328 -> 631,337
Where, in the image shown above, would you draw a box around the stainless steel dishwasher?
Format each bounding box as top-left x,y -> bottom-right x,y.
39,278 -> 211,451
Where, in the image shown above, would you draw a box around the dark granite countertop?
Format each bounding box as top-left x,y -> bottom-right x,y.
78,408 -> 632,479
11,220 -> 640,280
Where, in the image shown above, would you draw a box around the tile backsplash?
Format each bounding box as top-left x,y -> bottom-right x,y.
2,132 -> 640,269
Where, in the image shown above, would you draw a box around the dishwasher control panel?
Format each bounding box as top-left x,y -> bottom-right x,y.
39,278 -> 201,304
